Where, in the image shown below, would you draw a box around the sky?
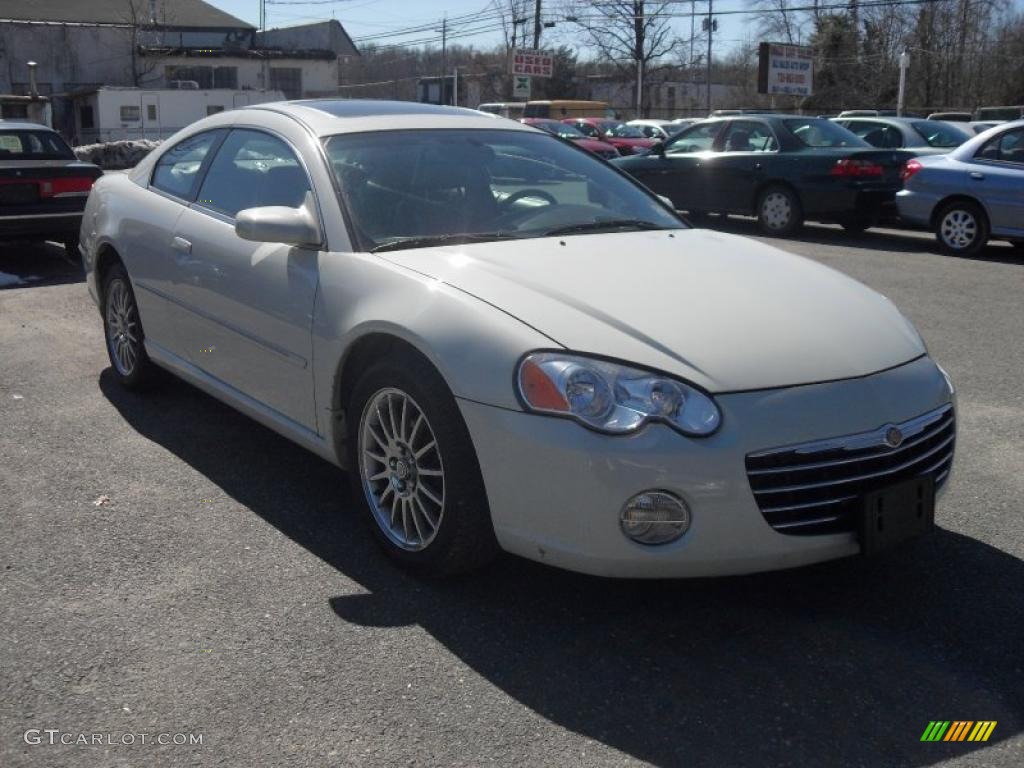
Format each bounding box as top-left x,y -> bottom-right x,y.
205,0 -> 755,61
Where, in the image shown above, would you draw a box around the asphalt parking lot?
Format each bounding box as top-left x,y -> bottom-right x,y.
1,224 -> 1022,768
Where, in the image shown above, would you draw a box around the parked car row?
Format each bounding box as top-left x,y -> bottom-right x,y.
578,113 -> 1024,255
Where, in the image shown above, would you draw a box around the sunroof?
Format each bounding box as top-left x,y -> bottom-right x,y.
293,100 -> 484,118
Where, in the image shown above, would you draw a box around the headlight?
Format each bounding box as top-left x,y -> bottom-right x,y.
517,352 -> 721,436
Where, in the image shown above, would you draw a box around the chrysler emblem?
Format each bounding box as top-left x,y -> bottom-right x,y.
884,426 -> 904,448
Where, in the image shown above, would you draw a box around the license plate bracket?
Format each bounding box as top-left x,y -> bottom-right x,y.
859,475 -> 935,555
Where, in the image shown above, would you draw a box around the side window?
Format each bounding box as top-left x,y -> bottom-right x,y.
977,128 -> 1024,164
846,121 -> 901,148
666,122 -> 722,154
195,129 -> 311,218
722,121 -> 778,152
575,122 -> 599,138
151,131 -> 222,200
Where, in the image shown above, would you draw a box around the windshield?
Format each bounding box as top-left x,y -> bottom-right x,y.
602,122 -> 646,139
784,119 -> 868,148
0,129 -> 75,160
534,120 -> 586,139
323,129 -> 683,251
910,120 -> 970,148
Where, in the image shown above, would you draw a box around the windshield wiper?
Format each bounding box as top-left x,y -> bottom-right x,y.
542,219 -> 666,237
371,232 -> 519,253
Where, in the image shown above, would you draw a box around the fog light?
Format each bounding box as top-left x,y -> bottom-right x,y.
620,491 -> 690,545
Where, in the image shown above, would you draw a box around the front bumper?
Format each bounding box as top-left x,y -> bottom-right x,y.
460,355 -> 953,578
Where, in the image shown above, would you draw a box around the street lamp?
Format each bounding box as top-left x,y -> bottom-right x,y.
897,50 -> 910,117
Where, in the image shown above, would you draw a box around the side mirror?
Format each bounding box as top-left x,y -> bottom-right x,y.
658,195 -> 675,210
235,192 -> 321,247
651,141 -> 667,157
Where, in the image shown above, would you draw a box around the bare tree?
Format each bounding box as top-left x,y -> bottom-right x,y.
120,0 -> 166,86
565,1 -> 680,115
493,0 -> 534,50
748,0 -> 812,44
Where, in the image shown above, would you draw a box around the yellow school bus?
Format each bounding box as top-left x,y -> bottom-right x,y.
523,100 -> 615,119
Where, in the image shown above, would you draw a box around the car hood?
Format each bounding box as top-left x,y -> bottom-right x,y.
607,137 -> 656,147
572,137 -> 617,152
380,229 -> 925,393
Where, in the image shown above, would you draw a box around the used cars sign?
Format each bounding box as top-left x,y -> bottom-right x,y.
758,42 -> 814,97
511,48 -> 553,78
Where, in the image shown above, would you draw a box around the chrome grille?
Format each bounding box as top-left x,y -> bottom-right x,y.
745,404 -> 955,535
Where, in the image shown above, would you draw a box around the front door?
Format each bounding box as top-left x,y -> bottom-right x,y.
632,121 -> 723,212
170,128 -> 321,431
971,127 -> 1024,236
706,120 -> 778,213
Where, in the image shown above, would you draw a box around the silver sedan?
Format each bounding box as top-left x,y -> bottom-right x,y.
81,100 -> 955,578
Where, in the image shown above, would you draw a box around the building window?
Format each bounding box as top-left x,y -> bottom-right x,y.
120,106 -> 141,122
206,105 -> 224,115
164,65 -> 238,90
1,103 -> 29,119
213,67 -> 238,89
270,68 -> 302,100
147,104 -> 157,121
80,106 -> 95,129
166,65 -> 211,89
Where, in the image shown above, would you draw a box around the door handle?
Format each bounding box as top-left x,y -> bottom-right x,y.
753,163 -> 763,171
969,172 -> 985,180
171,236 -> 192,254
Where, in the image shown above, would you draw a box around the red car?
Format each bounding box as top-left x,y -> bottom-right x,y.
520,118 -> 620,160
561,118 -> 658,155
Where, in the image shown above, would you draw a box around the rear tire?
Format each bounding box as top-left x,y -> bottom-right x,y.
757,185 -> 803,236
102,263 -> 155,390
346,352 -> 498,577
935,200 -> 989,257
839,214 -> 874,233
63,237 -> 80,261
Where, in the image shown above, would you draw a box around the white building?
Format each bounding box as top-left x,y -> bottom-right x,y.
71,87 -> 287,143
0,0 -> 358,140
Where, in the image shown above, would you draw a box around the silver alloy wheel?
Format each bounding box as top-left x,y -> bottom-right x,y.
761,191 -> 792,231
940,208 -> 977,250
105,279 -> 139,376
358,387 -> 445,551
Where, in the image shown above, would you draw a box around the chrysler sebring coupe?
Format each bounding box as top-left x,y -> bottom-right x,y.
81,100 -> 956,578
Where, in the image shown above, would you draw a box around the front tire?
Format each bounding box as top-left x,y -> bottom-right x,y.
757,185 -> 803,235
347,353 -> 498,576
935,200 -> 989,256
102,263 -> 154,390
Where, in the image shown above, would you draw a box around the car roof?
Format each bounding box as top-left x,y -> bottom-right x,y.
248,99 -> 533,137
949,118 -> 1024,160
0,121 -> 58,132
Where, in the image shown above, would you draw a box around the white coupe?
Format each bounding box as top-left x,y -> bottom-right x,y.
81,100 -> 956,577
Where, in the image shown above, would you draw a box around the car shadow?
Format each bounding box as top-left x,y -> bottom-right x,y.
100,369 -> 1023,767
697,215 -> 1024,265
0,240 -> 83,289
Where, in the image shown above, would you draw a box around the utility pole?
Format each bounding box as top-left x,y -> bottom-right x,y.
260,0 -> 268,91
706,0 -> 713,113
533,0 -> 542,48
636,1 -> 644,118
690,0 -> 695,89
441,14 -> 447,79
